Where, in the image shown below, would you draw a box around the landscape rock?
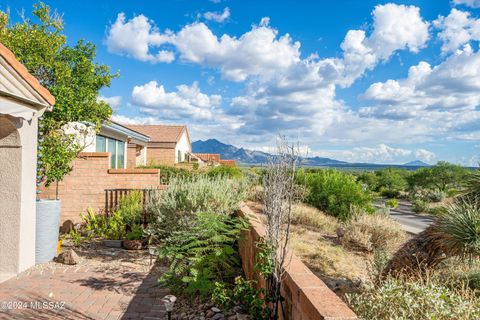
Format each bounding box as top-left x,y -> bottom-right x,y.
211,307 -> 221,313
55,249 -> 79,265
212,313 -> 225,320
60,220 -> 74,234
336,226 -> 345,238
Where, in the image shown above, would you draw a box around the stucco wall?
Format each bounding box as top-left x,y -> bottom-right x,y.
0,115 -> 38,280
175,131 -> 191,163
0,116 -> 22,278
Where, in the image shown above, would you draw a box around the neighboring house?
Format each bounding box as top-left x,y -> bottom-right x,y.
0,43 -> 55,282
193,153 -> 237,167
64,121 -> 150,169
125,125 -> 191,166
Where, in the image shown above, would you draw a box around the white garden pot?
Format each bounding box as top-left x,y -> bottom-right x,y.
35,199 -> 61,263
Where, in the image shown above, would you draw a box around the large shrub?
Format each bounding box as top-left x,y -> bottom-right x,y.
146,176 -> 248,239
347,277 -> 480,320
141,165 -> 194,184
341,213 -> 406,252
207,165 -> 244,179
298,169 -> 372,221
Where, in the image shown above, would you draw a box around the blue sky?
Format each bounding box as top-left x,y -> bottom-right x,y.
4,0 -> 480,165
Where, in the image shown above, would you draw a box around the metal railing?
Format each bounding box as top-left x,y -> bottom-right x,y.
104,188 -> 157,222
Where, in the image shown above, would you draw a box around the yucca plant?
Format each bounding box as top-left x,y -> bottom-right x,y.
383,200 -> 480,277
461,169 -> 480,203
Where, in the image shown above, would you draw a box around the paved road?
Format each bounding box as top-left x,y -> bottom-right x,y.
377,200 -> 436,234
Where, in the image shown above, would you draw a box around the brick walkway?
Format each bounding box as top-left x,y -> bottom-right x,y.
0,243 -> 170,320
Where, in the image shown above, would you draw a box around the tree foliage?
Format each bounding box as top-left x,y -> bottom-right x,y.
298,169 -> 373,221
0,3 -> 117,187
408,162 -> 469,192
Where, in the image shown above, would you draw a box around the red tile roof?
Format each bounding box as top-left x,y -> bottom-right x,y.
124,125 -> 187,143
193,153 -> 221,162
219,160 -> 237,167
0,43 -> 55,106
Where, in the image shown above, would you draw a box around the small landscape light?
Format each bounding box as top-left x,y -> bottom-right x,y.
161,295 -> 176,320
148,246 -> 157,265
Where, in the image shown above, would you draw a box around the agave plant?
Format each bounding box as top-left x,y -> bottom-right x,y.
383,200 -> 480,277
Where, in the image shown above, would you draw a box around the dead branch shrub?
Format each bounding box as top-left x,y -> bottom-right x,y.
342,214 -> 406,252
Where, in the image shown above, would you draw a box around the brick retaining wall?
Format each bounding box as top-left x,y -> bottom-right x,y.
237,203 -> 358,320
39,152 -> 161,223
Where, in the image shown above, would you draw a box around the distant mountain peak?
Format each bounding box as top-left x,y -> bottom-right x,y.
192,139 -> 345,166
404,160 -> 430,167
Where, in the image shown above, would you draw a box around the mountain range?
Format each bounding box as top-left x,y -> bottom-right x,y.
192,139 -> 431,169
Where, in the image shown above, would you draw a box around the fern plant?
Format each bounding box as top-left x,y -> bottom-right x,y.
158,212 -> 249,296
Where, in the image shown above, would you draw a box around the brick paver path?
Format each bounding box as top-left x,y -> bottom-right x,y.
0,242 -> 169,320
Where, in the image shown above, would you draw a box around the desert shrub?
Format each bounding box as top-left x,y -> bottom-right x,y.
347,277 -> 480,320
141,164 -> 194,184
427,190 -> 446,203
158,212 -> 248,296
298,169 -> 373,221
380,188 -> 401,198
386,199 -> 398,209
412,199 -> 429,213
79,207 -> 127,240
342,213 -> 406,252
447,188 -> 459,198
428,206 -> 448,216
146,176 -> 248,239
291,203 -> 339,234
115,190 -> 143,225
212,277 -> 271,320
126,224 -> 144,240
207,165 -> 244,179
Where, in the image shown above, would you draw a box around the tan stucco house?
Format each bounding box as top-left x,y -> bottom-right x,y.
125,124 -> 192,166
0,43 -> 55,282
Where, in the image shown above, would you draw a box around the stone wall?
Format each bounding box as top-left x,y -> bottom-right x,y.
39,152 -> 160,223
237,203 -> 358,320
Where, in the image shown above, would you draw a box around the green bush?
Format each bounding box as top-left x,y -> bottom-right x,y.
428,206 -> 448,216
158,212 -> 248,296
212,277 -> 271,319
298,169 -> 373,221
80,207 -> 126,240
146,176 -> 248,239
412,199 -> 429,214
427,190 -> 446,203
386,199 -> 398,209
115,191 -> 143,225
126,224 -> 144,240
207,165 -> 244,179
141,164 -> 194,184
347,277 -> 480,320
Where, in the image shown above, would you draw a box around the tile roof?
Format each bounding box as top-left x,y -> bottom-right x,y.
0,43 -> 55,106
193,153 -> 221,162
124,124 -> 187,143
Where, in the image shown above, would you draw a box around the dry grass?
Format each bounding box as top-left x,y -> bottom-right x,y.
291,203 -> 339,234
289,226 -> 370,282
341,213 -> 406,253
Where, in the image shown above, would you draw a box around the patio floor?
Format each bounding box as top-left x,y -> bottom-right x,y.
0,242 -> 169,320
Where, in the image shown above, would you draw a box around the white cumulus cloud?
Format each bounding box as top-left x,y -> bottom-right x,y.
434,8 -> 480,53
131,81 -> 222,120
203,7 -> 230,23
453,0 -> 480,8
105,13 -> 175,63
97,95 -> 122,109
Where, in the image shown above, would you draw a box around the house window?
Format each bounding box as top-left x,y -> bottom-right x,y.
108,138 -> 117,168
96,135 -> 106,152
96,134 -> 125,169
117,141 -> 125,168
178,150 -> 182,162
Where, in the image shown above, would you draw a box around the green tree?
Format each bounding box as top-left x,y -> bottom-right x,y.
0,3 -> 117,188
408,162 -> 468,192
375,168 -> 410,198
